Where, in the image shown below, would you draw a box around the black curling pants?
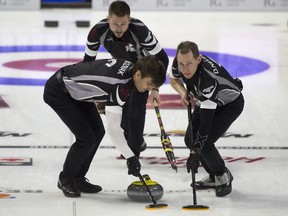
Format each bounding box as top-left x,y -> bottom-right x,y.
191,94 -> 244,177
121,89 -> 149,157
43,71 -> 105,179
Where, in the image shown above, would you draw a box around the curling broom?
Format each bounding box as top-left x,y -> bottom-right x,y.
182,100 -> 209,210
138,174 -> 168,210
153,99 -> 177,172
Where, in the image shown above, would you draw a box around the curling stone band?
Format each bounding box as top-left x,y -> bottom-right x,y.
127,174 -> 164,202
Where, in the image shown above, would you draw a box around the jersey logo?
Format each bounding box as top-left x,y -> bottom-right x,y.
117,61 -> 132,76
105,59 -> 117,67
125,43 -> 136,52
203,56 -> 220,74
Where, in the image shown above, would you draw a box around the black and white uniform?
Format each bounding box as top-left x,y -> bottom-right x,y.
84,18 -> 168,66
169,55 -> 244,177
84,17 -> 169,157
43,59 -> 135,179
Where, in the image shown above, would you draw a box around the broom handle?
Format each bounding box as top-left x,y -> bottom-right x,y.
188,101 -> 198,205
138,174 -> 157,205
192,170 -> 197,205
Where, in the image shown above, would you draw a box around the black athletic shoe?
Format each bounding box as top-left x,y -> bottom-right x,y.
215,168 -> 233,197
75,177 -> 102,193
195,175 -> 216,189
57,172 -> 81,198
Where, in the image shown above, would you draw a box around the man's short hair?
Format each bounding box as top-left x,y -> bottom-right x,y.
132,56 -> 166,88
177,41 -> 200,58
108,1 -> 130,17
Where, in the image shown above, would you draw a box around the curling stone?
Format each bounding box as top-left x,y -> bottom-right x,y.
127,174 -> 164,202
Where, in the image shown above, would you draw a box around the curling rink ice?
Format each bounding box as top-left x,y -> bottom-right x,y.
1,8 -> 288,216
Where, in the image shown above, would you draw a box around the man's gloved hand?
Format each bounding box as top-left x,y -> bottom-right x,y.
186,151 -> 200,173
127,156 -> 141,177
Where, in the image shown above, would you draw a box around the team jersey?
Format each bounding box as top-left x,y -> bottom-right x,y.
170,55 -> 242,107
61,59 -> 134,106
169,55 -> 243,149
84,17 -> 169,69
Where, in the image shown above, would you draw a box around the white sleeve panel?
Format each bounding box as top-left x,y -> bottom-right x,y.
147,41 -> 162,55
105,110 -> 135,159
200,99 -> 217,109
105,105 -> 122,114
84,46 -> 98,57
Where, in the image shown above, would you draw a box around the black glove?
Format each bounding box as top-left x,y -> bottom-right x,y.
186,151 -> 200,173
127,156 -> 141,177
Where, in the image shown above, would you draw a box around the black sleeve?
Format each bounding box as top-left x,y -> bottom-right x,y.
185,105 -> 200,149
131,19 -> 169,69
155,49 -> 169,70
83,20 -> 108,62
170,57 -> 181,78
110,84 -> 130,106
83,54 -> 96,62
